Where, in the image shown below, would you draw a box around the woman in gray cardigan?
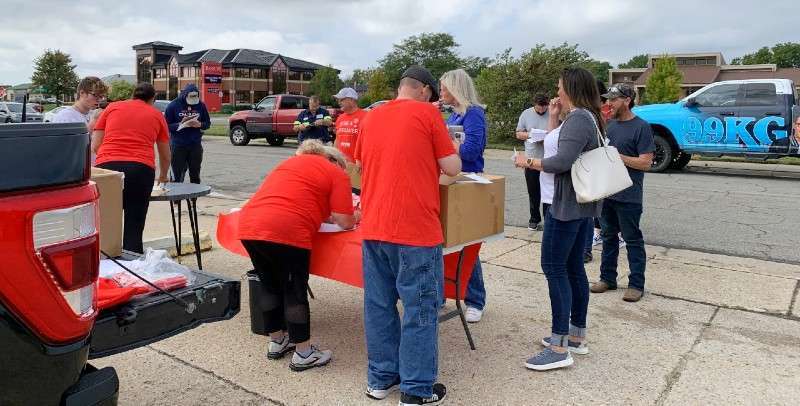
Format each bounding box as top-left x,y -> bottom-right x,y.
514,67 -> 604,371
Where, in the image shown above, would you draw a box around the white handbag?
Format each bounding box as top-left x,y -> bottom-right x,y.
571,111 -> 632,203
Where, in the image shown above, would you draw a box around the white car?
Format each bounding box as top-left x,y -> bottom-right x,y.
44,106 -> 68,122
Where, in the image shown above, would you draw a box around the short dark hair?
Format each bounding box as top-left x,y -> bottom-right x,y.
309,95 -> 321,104
534,94 -> 549,106
132,83 -> 155,102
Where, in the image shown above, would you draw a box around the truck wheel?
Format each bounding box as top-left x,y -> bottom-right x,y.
669,151 -> 692,170
229,125 -> 250,146
266,135 -> 285,146
650,135 -> 674,172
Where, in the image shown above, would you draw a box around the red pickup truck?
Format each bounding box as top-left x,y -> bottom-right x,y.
0,123 -> 240,405
228,94 -> 340,147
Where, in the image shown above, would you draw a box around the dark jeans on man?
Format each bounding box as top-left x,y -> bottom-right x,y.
599,200 -> 647,290
96,161 -> 154,254
524,168 -> 541,224
171,143 -> 203,183
242,240 -> 312,343
362,240 -> 443,399
541,211 -> 590,343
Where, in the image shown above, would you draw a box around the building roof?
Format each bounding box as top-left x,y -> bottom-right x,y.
102,74 -> 136,85
635,65 -> 721,86
172,47 -> 334,72
12,83 -> 32,90
133,41 -> 183,51
717,68 -> 800,83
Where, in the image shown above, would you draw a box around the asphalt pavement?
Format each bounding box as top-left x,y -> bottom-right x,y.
198,136 -> 800,264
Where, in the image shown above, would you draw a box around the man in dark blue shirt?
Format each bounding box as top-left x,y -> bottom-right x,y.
293,95 -> 332,143
590,83 -> 655,302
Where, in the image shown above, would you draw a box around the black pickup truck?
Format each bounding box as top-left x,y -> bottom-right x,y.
0,123 -> 241,405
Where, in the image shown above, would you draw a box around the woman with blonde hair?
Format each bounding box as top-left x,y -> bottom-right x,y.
440,68 -> 489,323
238,139 -> 359,371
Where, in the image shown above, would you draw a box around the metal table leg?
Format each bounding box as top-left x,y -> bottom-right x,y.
186,198 -> 203,270
169,201 -> 181,260
438,248 -> 476,350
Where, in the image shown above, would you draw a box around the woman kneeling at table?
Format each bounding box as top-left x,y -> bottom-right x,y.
237,140 -> 359,371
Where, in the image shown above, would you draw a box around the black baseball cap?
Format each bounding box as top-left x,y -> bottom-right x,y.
602,83 -> 636,100
401,65 -> 439,102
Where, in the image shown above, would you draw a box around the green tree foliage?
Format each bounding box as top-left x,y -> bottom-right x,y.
107,80 -> 135,101
584,59 -> 613,84
309,66 -> 344,106
379,33 -> 463,88
731,43 -> 800,68
365,68 -> 393,104
462,56 -> 493,78
475,43 -> 600,144
31,49 -> 79,100
618,54 -> 649,69
642,56 -> 683,104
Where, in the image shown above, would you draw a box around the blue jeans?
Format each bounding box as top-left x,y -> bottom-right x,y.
541,212 -> 590,341
465,257 -> 485,310
584,218 -> 594,255
362,240 -> 443,398
600,200 -> 646,290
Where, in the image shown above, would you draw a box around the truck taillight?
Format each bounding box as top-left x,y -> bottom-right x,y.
33,202 -> 99,317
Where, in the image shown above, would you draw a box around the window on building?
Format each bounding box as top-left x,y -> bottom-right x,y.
235,90 -> 251,104
154,68 -> 167,79
288,71 -> 302,80
694,84 -> 740,107
302,72 -> 314,81
222,68 -> 231,77
740,83 -> 777,106
222,91 -> 231,104
252,69 -> 267,79
169,61 -> 178,78
236,68 -> 251,78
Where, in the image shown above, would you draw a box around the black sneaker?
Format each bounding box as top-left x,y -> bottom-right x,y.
583,251 -> 593,263
528,221 -> 541,231
398,383 -> 446,405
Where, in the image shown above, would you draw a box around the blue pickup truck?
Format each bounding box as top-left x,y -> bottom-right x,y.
633,79 -> 800,172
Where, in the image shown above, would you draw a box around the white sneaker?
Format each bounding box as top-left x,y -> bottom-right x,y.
267,335 -> 295,360
618,235 -> 626,248
465,306 -> 483,323
365,381 -> 400,400
592,234 -> 603,246
289,345 -> 332,371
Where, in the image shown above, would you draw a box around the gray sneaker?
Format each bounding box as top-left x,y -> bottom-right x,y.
289,345 -> 332,371
540,336 -> 589,355
525,347 -> 574,371
267,335 -> 295,360
365,380 -> 400,400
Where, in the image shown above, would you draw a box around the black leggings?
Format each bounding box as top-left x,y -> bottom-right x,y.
242,240 -> 311,343
96,161 -> 154,254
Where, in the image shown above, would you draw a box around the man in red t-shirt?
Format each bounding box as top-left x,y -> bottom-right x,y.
355,66 -> 461,405
333,87 -> 367,162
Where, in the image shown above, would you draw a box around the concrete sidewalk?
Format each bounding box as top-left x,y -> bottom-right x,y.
94,197 -> 800,405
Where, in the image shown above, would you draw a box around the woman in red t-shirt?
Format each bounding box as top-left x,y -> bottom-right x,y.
238,140 -> 358,372
92,83 -> 171,254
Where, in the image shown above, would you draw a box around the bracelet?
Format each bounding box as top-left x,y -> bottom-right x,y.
526,158 -> 534,168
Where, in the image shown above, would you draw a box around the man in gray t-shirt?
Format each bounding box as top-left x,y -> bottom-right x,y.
515,94 -> 550,230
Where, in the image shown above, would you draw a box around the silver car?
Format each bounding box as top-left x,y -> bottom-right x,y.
0,102 -> 44,123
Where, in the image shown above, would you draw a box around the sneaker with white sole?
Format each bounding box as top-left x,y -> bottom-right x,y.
398,383 -> 447,405
289,345 -> 332,372
540,336 -> 589,355
267,335 -> 295,360
592,234 -> 602,246
525,347 -> 574,371
366,380 -> 400,400
618,235 -> 626,248
465,306 -> 483,323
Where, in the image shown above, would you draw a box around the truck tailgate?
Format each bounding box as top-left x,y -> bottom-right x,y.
89,269 -> 240,359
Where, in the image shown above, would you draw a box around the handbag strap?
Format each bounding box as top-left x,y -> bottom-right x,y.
579,108 -> 606,148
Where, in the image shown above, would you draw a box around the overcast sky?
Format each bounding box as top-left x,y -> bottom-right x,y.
0,0 -> 796,85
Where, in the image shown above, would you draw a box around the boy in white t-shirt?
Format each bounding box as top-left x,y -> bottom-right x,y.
52,76 -> 108,133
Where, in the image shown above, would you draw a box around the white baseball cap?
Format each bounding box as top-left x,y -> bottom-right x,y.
333,87 -> 359,100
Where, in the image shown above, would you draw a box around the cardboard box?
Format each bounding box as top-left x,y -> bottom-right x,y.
91,167 -> 124,258
346,163 -> 361,189
439,174 -> 505,248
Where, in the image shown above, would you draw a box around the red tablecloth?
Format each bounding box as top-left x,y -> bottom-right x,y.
217,211 -> 480,299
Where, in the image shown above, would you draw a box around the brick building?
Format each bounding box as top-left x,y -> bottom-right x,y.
133,41 -> 336,105
608,52 -> 800,102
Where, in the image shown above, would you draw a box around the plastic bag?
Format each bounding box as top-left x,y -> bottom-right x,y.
99,248 -> 195,294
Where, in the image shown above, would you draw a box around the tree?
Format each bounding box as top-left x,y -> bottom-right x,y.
365,68 -> 392,104
583,59 -> 613,84
343,68 -> 372,87
31,49 -> 79,101
475,43 -> 596,144
642,56 -> 683,104
462,56 -> 493,78
108,80 -> 135,101
731,43 -> 800,67
618,54 -> 649,69
379,32 -> 463,88
308,66 -> 343,106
